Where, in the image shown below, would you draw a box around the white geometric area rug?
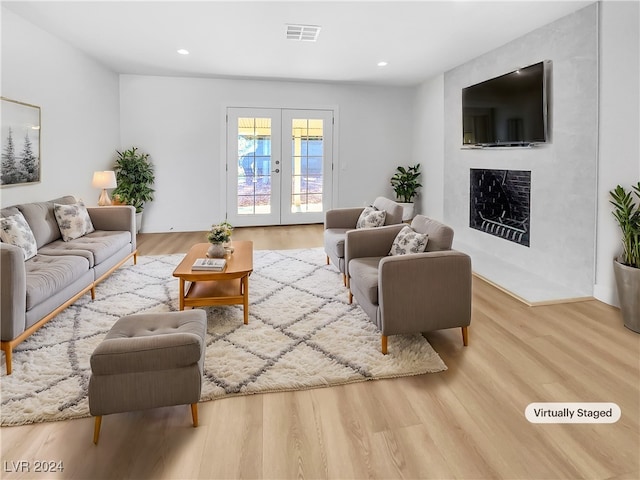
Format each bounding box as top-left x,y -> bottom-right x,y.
0,248 -> 446,426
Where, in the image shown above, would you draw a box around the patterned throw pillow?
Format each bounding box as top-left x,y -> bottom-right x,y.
54,201 -> 95,241
0,212 -> 38,260
356,206 -> 386,229
389,225 -> 429,256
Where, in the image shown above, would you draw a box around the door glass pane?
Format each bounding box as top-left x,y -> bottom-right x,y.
290,118 -> 323,213
237,117 -> 271,215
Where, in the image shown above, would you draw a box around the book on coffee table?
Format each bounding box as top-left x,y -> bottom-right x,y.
192,258 -> 226,271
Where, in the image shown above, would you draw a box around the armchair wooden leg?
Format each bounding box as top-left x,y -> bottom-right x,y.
461,326 -> 469,346
381,335 -> 388,355
326,255 -> 330,265
93,416 -> 102,445
191,403 -> 198,427
348,290 -> 353,304
343,273 -> 347,286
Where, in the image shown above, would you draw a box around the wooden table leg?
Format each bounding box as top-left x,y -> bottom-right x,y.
243,275 -> 249,324
179,278 -> 185,311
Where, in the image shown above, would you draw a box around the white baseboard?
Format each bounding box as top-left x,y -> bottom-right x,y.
593,284 -> 619,307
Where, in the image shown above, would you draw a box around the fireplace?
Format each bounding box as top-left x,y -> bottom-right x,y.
470,169 -> 531,247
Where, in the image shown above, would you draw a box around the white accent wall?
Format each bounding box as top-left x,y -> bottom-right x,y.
413,1 -> 639,306
414,74 -> 445,220
119,75 -> 414,232
0,7 -> 120,208
594,0 -> 640,306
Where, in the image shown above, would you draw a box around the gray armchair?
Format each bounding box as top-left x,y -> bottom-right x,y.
345,215 -> 471,354
324,197 -> 403,285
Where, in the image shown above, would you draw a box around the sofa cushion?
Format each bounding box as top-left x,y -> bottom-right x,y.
0,212 -> 38,260
348,257 -> 382,305
54,201 -> 95,241
16,196 -> 77,248
24,254 -> 91,310
389,226 -> 428,256
356,206 -> 386,229
40,230 -> 132,266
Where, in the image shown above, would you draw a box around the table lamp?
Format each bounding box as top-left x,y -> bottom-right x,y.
92,171 -> 117,206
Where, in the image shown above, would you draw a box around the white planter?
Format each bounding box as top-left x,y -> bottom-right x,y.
398,202 -> 415,222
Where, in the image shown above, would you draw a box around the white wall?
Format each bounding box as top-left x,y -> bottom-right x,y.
0,7 -> 120,208
594,0 -> 640,305
442,4 -> 599,298
413,74 -> 445,220
414,1 -> 639,306
119,75 -> 414,232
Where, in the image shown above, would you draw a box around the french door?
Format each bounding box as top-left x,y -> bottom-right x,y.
226,107 -> 333,226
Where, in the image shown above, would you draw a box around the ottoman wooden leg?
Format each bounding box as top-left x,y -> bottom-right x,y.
191,403 -> 198,427
93,416 -> 102,445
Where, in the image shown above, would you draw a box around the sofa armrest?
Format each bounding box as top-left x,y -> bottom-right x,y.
87,206 -> 136,251
324,207 -> 364,230
377,250 -> 472,334
1,243 -> 27,341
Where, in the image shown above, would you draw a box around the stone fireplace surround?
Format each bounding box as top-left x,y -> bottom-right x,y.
442,5 -> 598,305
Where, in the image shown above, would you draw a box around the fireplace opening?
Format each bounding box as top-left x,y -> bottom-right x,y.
470,169 -> 531,247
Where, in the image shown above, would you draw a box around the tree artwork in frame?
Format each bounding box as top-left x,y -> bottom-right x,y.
1,97 -> 41,187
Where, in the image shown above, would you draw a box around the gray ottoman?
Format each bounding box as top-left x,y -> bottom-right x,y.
89,309 -> 207,444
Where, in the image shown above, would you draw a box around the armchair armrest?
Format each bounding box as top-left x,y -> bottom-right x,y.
87,206 -> 136,251
378,250 -> 472,335
324,207 -> 364,230
1,243 -> 27,341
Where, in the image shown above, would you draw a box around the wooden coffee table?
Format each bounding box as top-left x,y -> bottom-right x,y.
172,241 -> 253,324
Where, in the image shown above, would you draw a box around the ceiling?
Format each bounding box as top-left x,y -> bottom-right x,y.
2,0 -> 593,87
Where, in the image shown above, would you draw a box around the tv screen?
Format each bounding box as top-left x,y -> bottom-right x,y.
462,61 -> 550,147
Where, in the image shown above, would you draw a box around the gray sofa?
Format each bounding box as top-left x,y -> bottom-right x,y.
1,195 -> 137,374
345,215 -> 472,354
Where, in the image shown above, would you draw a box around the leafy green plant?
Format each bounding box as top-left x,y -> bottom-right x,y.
390,164 -> 422,203
112,147 -> 155,213
610,182 -> 640,268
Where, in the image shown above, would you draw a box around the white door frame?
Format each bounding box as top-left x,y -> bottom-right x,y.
226,107 -> 334,226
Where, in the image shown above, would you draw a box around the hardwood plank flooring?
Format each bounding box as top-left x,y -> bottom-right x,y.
1,225 -> 638,479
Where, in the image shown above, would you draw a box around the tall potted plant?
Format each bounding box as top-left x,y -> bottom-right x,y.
112,147 -> 155,233
610,181 -> 640,333
390,164 -> 422,221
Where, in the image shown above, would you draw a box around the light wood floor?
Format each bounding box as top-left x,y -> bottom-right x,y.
2,225 -> 639,480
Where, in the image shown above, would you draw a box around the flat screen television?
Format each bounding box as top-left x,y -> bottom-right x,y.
462,60 -> 550,147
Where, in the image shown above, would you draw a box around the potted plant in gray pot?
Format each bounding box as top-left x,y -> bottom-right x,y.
390,164 -> 422,221
610,181 -> 640,333
112,147 -> 155,233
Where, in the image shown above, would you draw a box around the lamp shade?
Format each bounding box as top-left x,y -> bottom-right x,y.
92,171 -> 117,189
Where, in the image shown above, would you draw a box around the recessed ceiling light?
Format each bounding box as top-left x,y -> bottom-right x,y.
177,49 -> 189,55
377,61 -> 388,67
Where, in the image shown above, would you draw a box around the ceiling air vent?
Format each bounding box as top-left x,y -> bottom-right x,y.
286,24 -> 321,42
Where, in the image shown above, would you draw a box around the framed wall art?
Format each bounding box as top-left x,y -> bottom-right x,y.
1,97 -> 41,187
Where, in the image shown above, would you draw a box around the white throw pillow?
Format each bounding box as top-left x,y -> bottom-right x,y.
54,201 -> 95,241
356,206 -> 386,229
389,225 -> 428,256
0,212 -> 38,260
